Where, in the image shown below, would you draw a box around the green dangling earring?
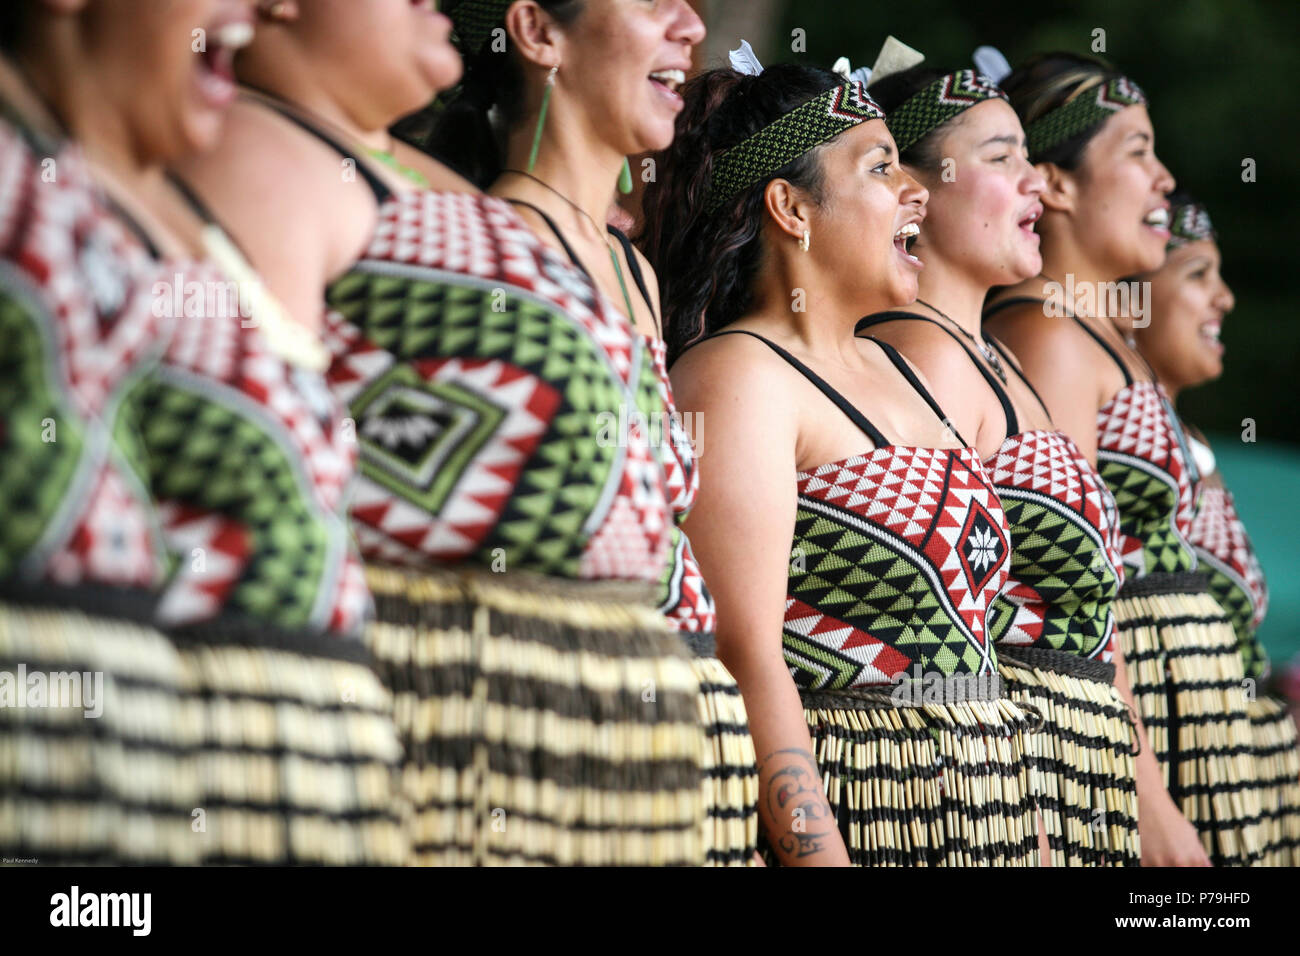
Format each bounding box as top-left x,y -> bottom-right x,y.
527,65 -> 558,173
618,157 -> 633,195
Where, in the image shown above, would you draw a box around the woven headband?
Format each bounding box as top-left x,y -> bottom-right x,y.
886,70 -> 1007,155
1167,198 -> 1215,250
445,0 -> 513,56
707,81 -> 885,215
1025,75 -> 1147,162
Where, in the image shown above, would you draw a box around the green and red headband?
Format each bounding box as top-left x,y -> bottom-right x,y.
1167,197 -> 1216,250
885,69 -> 1007,154
707,80 -> 886,215
444,0 -> 513,56
1025,75 -> 1147,162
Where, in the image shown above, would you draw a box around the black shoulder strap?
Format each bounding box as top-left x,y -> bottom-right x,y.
984,294 -> 1136,389
607,226 -> 660,335
1069,316 -> 1134,387
242,90 -> 392,204
985,335 -> 1053,425
505,199 -> 591,279
858,310 -> 1018,441
982,295 -> 1048,322
708,329 -> 890,448
868,337 -> 971,448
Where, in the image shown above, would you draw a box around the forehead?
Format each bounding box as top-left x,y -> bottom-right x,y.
828,118 -> 893,157
941,98 -> 1023,145
1091,103 -> 1154,147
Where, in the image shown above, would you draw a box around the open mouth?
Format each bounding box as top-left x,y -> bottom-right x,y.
649,69 -> 686,96
1143,206 -> 1171,233
894,222 -> 922,267
196,19 -> 253,107
1200,318 -> 1224,353
1018,204 -> 1042,236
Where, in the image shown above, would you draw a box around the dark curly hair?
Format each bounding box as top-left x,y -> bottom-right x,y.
636,64 -> 843,365
1000,51 -> 1125,170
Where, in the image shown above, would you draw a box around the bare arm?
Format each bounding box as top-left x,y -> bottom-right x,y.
174,101 -> 378,331
673,339 -> 851,866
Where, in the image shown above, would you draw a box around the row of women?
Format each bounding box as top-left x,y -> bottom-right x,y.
0,0 -> 1295,867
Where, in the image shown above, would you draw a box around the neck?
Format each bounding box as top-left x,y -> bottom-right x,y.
749,244 -> 871,364
1037,220 -> 1125,318
9,47 -> 153,179
240,52 -> 391,151
913,251 -> 990,337
500,100 -> 624,240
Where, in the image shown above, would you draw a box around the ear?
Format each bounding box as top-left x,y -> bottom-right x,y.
762,178 -> 814,244
1037,162 -> 1077,215
504,1 -> 566,72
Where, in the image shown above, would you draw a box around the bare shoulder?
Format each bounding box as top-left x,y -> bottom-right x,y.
670,329 -> 798,418
176,99 -> 377,268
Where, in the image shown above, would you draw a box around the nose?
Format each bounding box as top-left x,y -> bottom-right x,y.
670,0 -> 707,47
1215,275 -> 1235,314
1021,156 -> 1047,197
900,166 -> 929,215
1153,154 -> 1176,195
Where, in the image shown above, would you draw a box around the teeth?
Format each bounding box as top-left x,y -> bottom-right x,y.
1144,207 -> 1169,228
215,21 -> 254,50
894,222 -> 920,241
650,70 -> 686,92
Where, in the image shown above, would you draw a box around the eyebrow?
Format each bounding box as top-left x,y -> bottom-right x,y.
979,134 -> 1022,148
1124,130 -> 1152,144
869,141 -> 893,158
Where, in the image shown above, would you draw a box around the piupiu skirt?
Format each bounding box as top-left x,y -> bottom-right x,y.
0,583 -> 408,865
997,645 -> 1140,866
364,563 -> 705,866
766,679 -> 1038,866
1115,571 -> 1263,865
1246,694 -> 1300,865
679,633 -> 759,866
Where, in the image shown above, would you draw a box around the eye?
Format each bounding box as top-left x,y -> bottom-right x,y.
1190,268 -> 1208,280
990,154 -> 1011,164
871,160 -> 891,175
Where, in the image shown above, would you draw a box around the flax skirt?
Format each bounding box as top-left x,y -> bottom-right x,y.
0,584 -> 408,865
1115,571 -> 1268,866
758,684 -> 1038,866
365,563 -> 706,866
1246,694 -> 1300,865
997,645 -> 1140,866
680,634 -> 759,866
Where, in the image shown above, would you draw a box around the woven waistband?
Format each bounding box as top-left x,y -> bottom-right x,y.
800,673 -> 1006,711
0,579 -> 159,626
366,562 -> 660,608
997,644 -> 1116,685
676,630 -> 718,659
1120,570 -> 1211,600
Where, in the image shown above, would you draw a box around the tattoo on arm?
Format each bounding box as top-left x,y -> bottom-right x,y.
759,748 -> 838,860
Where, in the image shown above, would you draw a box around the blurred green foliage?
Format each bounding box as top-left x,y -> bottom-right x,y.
768,0 -> 1299,445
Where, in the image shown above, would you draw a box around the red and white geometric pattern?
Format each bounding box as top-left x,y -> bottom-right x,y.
0,126 -> 171,588
1191,483 -> 1268,633
1096,381 -> 1196,569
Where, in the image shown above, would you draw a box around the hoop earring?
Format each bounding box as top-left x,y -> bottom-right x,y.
799,230 -> 811,253
527,66 -> 559,173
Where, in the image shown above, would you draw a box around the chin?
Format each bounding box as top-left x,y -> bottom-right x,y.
1133,237 -> 1168,274
180,112 -> 226,160
421,53 -> 464,94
